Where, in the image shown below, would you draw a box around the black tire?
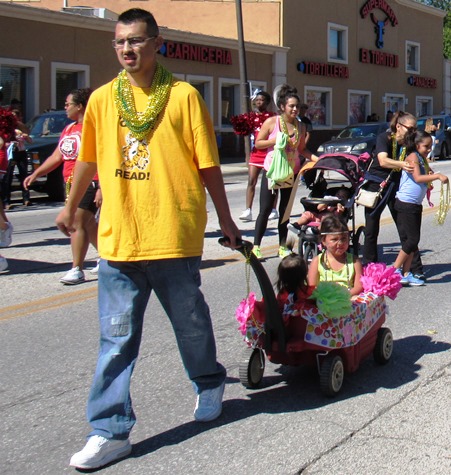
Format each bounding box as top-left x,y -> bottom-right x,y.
352,225 -> 365,259
320,355 -> 344,396
239,347 -> 265,389
46,166 -> 65,202
302,243 -> 317,266
373,328 -> 393,364
439,142 -> 449,161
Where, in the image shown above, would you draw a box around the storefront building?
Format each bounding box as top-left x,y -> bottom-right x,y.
1,0 -> 448,155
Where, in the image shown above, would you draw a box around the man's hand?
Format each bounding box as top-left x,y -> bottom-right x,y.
55,207 -> 76,237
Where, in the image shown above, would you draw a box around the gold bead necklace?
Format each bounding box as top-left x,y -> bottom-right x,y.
279,115 -> 300,151
113,63 -> 173,141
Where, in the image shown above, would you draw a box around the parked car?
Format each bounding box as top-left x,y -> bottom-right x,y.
416,115 -> 451,160
26,110 -> 73,201
316,122 -> 389,157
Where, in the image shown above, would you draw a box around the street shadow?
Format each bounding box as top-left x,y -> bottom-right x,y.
124,334 -> 449,463
3,257 -> 98,275
201,258 -> 240,270
10,237 -> 69,248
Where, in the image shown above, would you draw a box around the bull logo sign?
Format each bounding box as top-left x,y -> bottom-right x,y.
360,0 -> 399,49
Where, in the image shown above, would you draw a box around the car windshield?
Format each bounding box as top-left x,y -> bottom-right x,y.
337,124 -> 379,139
28,113 -> 72,138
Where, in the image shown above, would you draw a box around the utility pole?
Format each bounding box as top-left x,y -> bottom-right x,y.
235,0 -> 251,161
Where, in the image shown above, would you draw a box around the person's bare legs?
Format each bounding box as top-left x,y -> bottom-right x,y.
245,165 -> 261,210
70,208 -> 97,268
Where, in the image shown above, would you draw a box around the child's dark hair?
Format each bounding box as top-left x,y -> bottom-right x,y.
276,84 -> 300,110
320,214 -> 349,235
276,254 -> 308,294
405,130 -> 432,154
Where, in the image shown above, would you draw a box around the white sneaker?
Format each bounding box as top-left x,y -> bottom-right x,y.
239,208 -> 252,221
268,208 -> 279,220
0,222 -> 13,248
90,259 -> 100,274
69,435 -> 132,469
0,256 -> 8,272
194,381 -> 225,422
60,266 -> 85,285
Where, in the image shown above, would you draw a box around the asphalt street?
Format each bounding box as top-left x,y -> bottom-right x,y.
0,160 -> 450,474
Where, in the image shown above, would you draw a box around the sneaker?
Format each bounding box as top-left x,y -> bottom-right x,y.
0,256 -> 8,272
239,208 -> 252,221
90,259 -> 100,274
287,222 -> 302,235
69,435 -> 132,469
268,208 -> 279,220
60,267 -> 85,285
401,272 -> 425,287
252,245 -> 263,260
194,381 -> 225,422
278,246 -> 291,258
413,273 -> 426,283
0,222 -> 13,248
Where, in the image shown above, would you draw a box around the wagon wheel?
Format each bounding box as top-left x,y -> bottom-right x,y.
373,328 -> 393,364
320,355 -> 344,396
239,347 -> 265,389
352,225 -> 365,259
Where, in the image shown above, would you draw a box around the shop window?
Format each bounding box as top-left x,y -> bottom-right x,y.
348,91 -> 371,124
0,58 -> 39,121
304,87 -> 332,128
384,94 -> 406,115
328,23 -> 348,64
219,79 -> 240,128
406,41 -> 420,74
416,97 -> 433,117
186,75 -> 213,118
51,62 -> 89,110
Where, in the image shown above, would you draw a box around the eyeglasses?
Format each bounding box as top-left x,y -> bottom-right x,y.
398,122 -> 417,133
64,102 -> 76,108
112,36 -> 156,50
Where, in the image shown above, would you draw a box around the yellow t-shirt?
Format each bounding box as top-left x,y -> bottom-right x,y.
79,78 -> 220,261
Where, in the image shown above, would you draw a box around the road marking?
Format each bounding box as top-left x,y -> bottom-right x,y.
0,287 -> 97,321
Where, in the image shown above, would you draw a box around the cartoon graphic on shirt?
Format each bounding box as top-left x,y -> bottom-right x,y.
59,135 -> 81,160
115,132 -> 151,181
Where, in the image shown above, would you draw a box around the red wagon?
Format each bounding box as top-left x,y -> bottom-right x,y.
230,240 -> 394,396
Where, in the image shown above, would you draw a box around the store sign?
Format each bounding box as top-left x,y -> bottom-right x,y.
360,48 -> 398,68
407,75 -> 437,89
360,0 -> 398,49
297,61 -> 349,79
159,41 -> 232,65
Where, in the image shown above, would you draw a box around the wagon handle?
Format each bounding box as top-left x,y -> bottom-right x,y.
218,237 -> 286,352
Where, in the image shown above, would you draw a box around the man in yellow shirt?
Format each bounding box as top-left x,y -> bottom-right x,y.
56,8 -> 241,470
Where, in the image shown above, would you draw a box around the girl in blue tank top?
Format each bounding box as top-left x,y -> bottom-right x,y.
393,131 -> 448,286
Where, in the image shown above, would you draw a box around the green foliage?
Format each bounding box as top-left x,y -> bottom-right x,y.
417,0 -> 451,58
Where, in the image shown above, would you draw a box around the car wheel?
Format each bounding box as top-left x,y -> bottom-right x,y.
46,167 -> 65,202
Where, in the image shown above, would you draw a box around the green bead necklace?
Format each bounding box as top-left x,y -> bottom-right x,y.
113,63 -> 173,141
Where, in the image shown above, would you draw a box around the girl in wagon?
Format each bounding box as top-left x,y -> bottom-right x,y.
307,215 -> 363,297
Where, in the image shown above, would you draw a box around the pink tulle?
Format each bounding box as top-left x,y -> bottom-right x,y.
361,263 -> 402,300
235,292 -> 256,335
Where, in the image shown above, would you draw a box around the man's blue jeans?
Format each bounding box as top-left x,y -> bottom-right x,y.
87,257 -> 226,440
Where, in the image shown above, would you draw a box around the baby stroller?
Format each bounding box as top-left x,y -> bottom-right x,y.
292,152 -> 370,264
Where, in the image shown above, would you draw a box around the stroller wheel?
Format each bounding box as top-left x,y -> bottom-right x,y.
239,347 -> 265,389
299,242 -> 317,266
320,355 -> 344,397
373,327 -> 393,364
352,225 -> 365,259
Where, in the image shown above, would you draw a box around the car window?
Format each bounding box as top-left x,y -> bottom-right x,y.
338,124 -> 379,139
28,113 -> 72,138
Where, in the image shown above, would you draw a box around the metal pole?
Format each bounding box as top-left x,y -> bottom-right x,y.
235,0 -> 251,160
